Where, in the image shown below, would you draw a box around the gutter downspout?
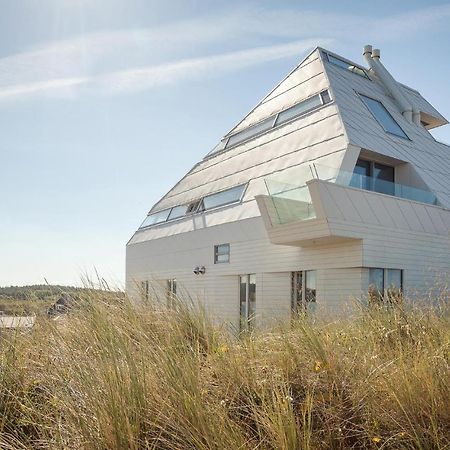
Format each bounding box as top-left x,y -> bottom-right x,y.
363,45 -> 417,124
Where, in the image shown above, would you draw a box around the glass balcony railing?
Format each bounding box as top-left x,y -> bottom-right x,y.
264,163 -> 437,224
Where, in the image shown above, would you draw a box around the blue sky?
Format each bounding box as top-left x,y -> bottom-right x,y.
1,0 -> 450,288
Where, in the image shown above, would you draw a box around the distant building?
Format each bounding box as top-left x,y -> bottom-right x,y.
47,294 -> 75,317
126,45 -> 450,329
0,315 -> 35,330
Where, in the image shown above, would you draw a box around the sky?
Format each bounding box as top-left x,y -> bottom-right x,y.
1,0 -> 450,288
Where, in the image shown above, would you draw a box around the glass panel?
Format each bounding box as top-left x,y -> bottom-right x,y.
373,163 -> 395,195
350,159 -> 371,190
320,90 -> 332,104
216,254 -> 229,263
167,279 -> 177,308
248,274 -> 256,329
203,184 -> 245,210
207,139 -> 227,156
326,53 -> 369,78
216,244 -> 230,255
386,269 -> 402,302
239,275 -> 247,330
291,271 -> 303,312
275,94 -> 322,126
226,117 -> 274,148
140,209 -> 170,228
305,270 -> 316,303
369,268 -> 384,303
360,95 -> 408,139
168,205 -> 188,220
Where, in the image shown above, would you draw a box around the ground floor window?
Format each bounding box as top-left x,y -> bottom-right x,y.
368,268 -> 402,304
141,280 -> 149,301
240,274 -> 256,331
167,279 -> 177,308
291,270 -> 317,314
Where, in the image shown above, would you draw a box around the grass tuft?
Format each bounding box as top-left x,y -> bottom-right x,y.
0,290 -> 448,449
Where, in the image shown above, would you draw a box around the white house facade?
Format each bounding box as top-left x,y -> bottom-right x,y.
126,45 -> 450,329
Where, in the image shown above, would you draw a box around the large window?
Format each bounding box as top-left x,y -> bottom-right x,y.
167,279 -> 177,308
206,90 -> 332,155
291,270 -> 317,314
139,183 -> 247,229
140,209 -> 171,228
359,94 -> 408,139
214,243 -> 230,264
203,184 -> 246,210
368,268 -> 402,304
240,274 -> 256,331
350,159 -> 395,196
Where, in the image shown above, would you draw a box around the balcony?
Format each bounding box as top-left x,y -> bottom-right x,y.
262,163 -> 437,225
256,163 -> 449,247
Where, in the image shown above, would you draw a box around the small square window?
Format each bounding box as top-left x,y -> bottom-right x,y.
214,243 -> 230,264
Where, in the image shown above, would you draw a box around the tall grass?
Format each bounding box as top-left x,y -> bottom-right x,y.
0,290 -> 448,449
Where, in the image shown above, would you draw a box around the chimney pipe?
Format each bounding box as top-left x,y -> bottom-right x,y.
363,44 -> 415,123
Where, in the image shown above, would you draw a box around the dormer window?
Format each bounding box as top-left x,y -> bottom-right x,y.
359,94 -> 408,139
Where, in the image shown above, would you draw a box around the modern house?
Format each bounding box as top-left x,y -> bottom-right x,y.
126,45 -> 450,328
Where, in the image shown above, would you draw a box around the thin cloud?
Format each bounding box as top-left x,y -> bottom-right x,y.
0,3 -> 449,101
94,39 -> 328,94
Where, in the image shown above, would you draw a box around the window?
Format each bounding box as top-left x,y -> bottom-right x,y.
359,94 -> 408,139
291,270 -> 316,314
167,279 -> 177,308
240,274 -> 256,331
141,280 -> 149,301
168,205 -> 188,220
214,243 -> 230,264
140,209 -> 171,228
220,90 -> 332,152
203,184 -> 245,210
324,52 -> 369,78
368,268 -> 403,305
226,117 -> 274,148
350,159 -> 395,196
139,184 -> 248,230
275,94 -> 322,126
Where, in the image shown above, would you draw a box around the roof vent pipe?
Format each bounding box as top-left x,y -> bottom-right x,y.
363,44 -> 414,123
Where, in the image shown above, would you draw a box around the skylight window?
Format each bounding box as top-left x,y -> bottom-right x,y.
215,90 -> 332,154
203,184 -> 246,210
324,52 -> 369,79
168,205 -> 188,220
140,209 -> 170,228
226,117 -> 274,148
275,94 -> 322,126
359,94 -> 408,139
139,184 -> 248,229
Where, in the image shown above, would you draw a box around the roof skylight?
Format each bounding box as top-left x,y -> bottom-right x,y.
359,94 -> 408,139
139,184 -> 247,230
324,52 -> 369,79
207,89 -> 332,158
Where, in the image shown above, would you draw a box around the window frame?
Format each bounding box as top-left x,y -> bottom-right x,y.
351,158 -> 395,195
358,93 -> 409,140
368,268 -> 403,304
208,90 -> 332,155
240,274 -> 256,331
167,279 -> 177,308
214,243 -> 230,264
291,270 -> 317,315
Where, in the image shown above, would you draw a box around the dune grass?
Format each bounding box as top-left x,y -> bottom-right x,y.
0,290 -> 448,449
